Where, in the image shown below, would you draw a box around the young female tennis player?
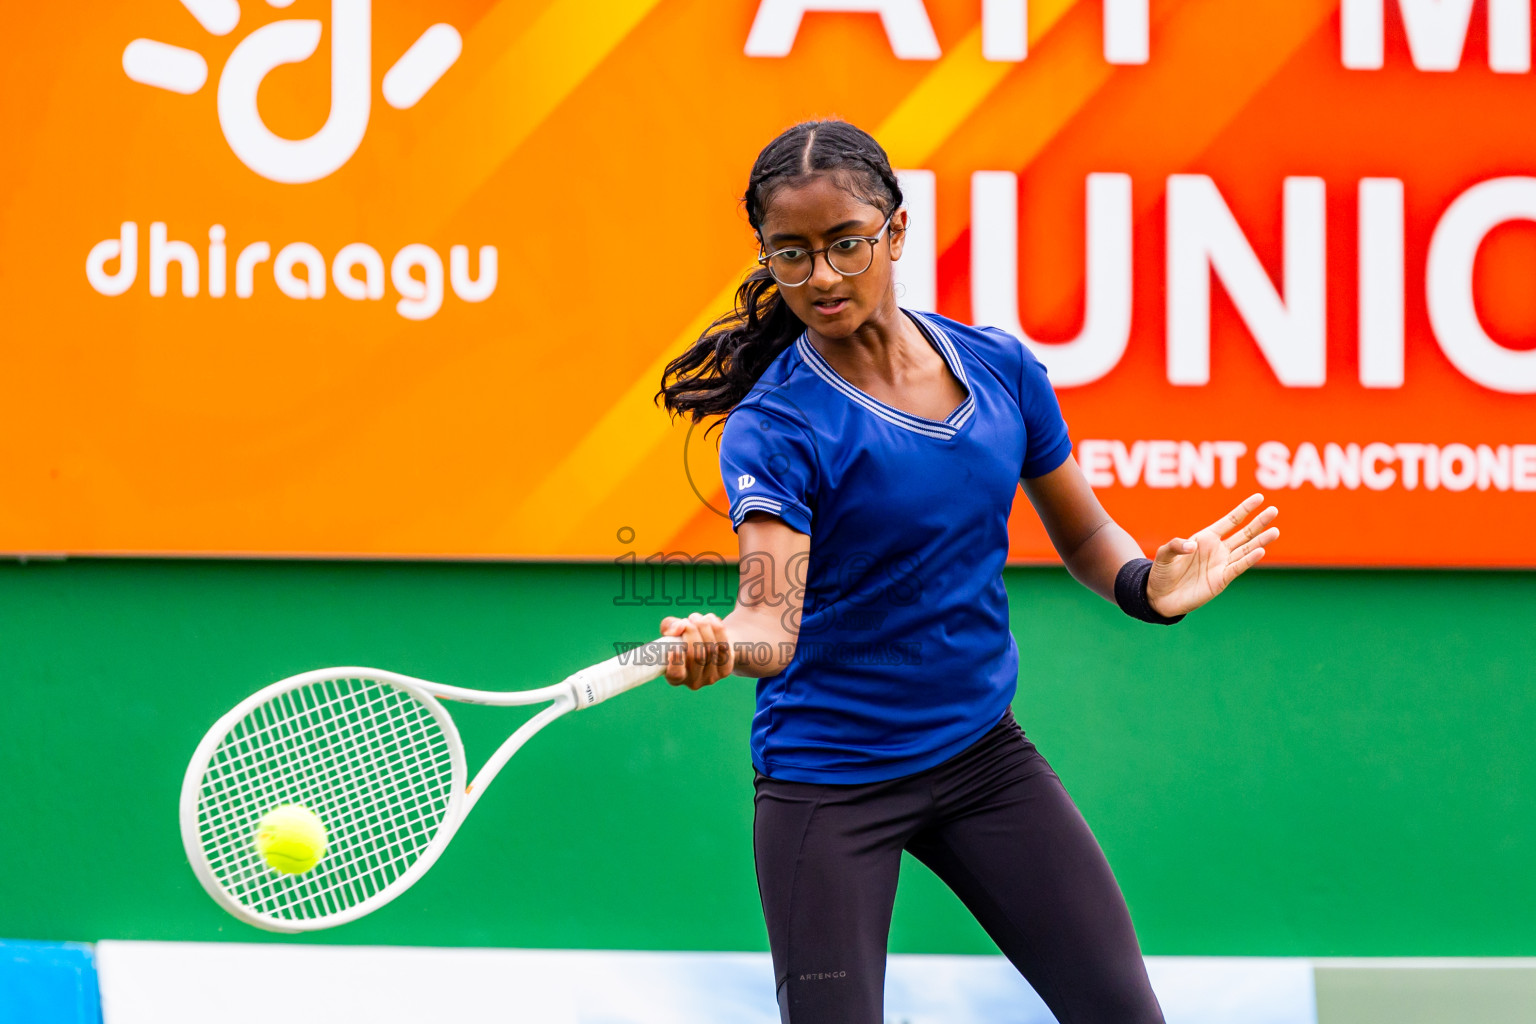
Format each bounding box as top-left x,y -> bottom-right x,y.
655,119 -> 1278,1024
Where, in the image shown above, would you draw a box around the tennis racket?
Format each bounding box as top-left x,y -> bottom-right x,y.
179,637 -> 684,933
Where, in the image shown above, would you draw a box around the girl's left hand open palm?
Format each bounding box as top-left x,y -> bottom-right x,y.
1148,493 -> 1279,618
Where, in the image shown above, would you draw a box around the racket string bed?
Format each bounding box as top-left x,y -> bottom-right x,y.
251,680 -> 453,917
257,688 -> 452,915
192,677 -> 457,924
248,685 -> 443,900
202,682 -> 385,915
203,685 -> 411,915
201,679 -> 453,919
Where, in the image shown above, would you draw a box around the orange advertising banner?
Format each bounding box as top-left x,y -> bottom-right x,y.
2,0 -> 1534,565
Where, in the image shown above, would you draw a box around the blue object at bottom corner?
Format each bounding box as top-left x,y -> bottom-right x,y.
0,940 -> 102,1024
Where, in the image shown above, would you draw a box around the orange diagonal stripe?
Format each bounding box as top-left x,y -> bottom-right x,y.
404,0 -> 666,229
499,3 -> 1099,555
929,0 -> 1338,334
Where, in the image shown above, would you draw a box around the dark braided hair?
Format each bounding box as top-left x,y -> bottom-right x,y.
657,120 -> 904,430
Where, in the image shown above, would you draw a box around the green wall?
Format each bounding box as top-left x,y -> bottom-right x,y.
0,559 -> 1531,955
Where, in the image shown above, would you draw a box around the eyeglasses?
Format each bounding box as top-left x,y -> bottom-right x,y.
758,213 -> 896,287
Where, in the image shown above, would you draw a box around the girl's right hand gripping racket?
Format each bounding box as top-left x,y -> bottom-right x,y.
179,637 -> 684,933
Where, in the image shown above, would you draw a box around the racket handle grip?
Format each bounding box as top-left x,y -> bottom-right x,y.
568,637 -> 686,709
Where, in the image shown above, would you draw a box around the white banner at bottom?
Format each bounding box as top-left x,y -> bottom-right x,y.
95,941 -> 1316,1024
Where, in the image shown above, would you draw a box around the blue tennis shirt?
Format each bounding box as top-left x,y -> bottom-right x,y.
718,309 -> 1073,784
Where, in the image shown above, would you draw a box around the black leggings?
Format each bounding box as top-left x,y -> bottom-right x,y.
753,709 -> 1165,1024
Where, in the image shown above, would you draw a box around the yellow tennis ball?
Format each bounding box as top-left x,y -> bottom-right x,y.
254,803 -> 328,875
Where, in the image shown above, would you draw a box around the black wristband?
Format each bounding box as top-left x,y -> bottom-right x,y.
1114,557 -> 1185,625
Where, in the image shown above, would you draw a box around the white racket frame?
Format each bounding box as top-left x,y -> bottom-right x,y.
180,636 -> 682,933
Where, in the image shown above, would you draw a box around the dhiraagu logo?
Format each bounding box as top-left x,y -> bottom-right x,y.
95,0 -> 496,320
123,0 -> 459,183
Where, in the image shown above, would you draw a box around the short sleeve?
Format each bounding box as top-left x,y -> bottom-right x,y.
1017,345 -> 1073,479
719,404 -> 817,535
